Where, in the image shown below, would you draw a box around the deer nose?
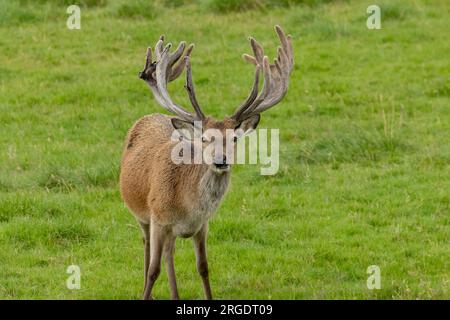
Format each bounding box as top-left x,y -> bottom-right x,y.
214,155 -> 227,165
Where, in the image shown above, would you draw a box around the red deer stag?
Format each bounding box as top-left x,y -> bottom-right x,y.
120,25 -> 294,300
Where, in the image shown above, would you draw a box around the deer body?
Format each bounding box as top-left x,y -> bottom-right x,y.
119,26 -> 293,300
120,114 -> 230,235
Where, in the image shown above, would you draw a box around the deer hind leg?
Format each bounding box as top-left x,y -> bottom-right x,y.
164,235 -> 179,300
193,223 -> 213,300
142,220 -> 166,300
139,221 -> 150,295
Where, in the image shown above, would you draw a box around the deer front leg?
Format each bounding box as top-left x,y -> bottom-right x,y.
193,223 -> 212,300
164,235 -> 179,300
142,221 -> 165,300
139,221 -> 150,295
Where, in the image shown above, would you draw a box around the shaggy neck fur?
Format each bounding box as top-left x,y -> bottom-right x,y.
197,167 -> 230,215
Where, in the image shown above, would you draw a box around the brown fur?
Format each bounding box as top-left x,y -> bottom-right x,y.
120,114 -> 237,227
120,113 -> 243,300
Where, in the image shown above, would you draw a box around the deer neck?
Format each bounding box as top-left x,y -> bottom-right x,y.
196,166 -> 230,215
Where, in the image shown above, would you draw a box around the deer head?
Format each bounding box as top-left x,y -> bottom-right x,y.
138,25 -> 294,173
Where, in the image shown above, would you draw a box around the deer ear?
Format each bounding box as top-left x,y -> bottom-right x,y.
171,118 -> 195,140
235,114 -> 260,138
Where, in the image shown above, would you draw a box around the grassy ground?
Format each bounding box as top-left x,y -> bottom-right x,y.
0,0 -> 449,299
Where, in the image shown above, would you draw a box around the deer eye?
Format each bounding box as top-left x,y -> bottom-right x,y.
201,136 -> 207,143
233,136 -> 238,143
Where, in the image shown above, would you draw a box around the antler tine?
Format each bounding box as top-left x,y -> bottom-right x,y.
249,27 -> 293,114
168,41 -> 187,70
250,37 -> 265,64
155,35 -> 165,61
231,37 -> 269,121
170,44 -> 194,81
275,25 -> 293,69
139,36 -> 204,122
232,25 -> 294,121
185,56 -> 205,120
154,44 -> 196,121
232,65 -> 261,120
240,56 -> 272,118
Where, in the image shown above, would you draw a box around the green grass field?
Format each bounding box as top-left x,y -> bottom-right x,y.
0,0 -> 448,299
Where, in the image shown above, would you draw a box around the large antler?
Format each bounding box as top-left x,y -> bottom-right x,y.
139,36 -> 205,122
232,25 -> 294,122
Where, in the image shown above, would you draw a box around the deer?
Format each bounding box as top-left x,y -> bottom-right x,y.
119,25 -> 294,300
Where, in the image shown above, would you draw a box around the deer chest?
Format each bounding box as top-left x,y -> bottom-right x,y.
173,171 -> 230,237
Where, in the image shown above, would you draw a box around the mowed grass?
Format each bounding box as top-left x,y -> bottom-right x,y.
0,0 -> 449,299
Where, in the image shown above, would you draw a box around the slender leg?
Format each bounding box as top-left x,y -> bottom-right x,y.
164,235 -> 179,300
142,221 -> 165,300
139,221 -> 150,294
193,223 -> 213,300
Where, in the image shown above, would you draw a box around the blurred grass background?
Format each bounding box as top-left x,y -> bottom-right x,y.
0,0 -> 449,299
